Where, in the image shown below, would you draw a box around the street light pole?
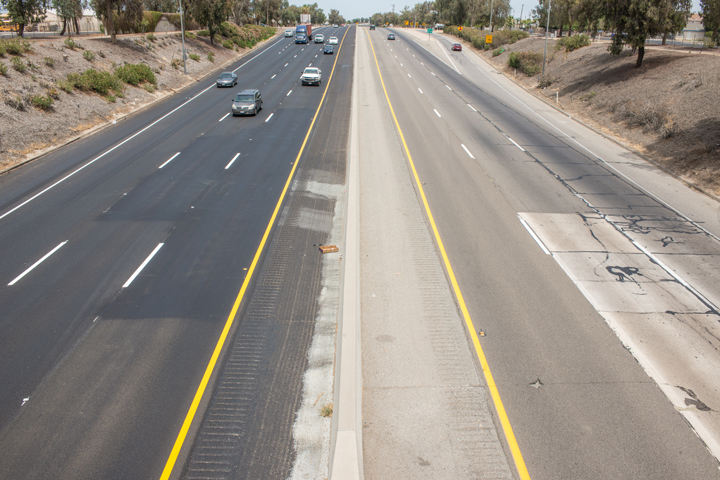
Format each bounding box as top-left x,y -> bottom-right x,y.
542,0 -> 552,77
179,0 -> 187,74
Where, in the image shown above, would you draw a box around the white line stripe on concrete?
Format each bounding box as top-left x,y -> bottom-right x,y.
434,109 -> 441,117
461,144 -> 475,159
518,216 -> 550,255
265,113 -> 274,123
219,113 -> 229,122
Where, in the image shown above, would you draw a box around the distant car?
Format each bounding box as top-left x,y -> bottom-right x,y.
295,34 -> 308,44
284,29 -> 293,37
452,43 -> 462,51
315,34 -> 325,43
301,67 -> 322,86
333,24 -> 338,28
232,89 -> 262,116
370,25 -> 375,30
324,44 -> 334,54
387,33 -> 395,40
328,36 -> 339,45
216,72 -> 237,87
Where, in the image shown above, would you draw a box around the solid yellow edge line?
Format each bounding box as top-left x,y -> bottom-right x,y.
159,28 -> 353,480
363,28 -> 531,480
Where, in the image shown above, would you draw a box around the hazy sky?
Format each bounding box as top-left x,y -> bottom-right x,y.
320,0 -> 703,23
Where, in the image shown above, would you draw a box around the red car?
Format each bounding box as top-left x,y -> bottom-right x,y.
452,43 -> 462,51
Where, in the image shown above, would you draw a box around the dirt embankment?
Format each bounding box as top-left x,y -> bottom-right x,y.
0,31 -> 276,172
474,36 -> 720,197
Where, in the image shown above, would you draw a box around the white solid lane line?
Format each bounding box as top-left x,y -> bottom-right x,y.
461,144 -> 475,159
436,39 -> 461,74
158,152 -> 180,169
8,241 -> 68,286
518,216 -> 551,255
468,104 -> 477,112
434,109 -> 441,117
219,113 -> 230,122
265,113 -> 274,123
505,135 -> 526,152
225,153 -> 240,170
123,243 -> 164,288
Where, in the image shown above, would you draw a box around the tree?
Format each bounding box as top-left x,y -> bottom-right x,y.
187,0 -> 227,42
581,0 -> 690,67
143,0 -> 177,12
53,0 -> 84,35
328,8 -> 339,24
701,0 -> 720,45
91,0 -> 143,43
1,0 -> 48,36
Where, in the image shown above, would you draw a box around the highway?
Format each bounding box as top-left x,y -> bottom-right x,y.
0,25 -> 352,479
1,22 -> 719,480
359,26 -> 720,479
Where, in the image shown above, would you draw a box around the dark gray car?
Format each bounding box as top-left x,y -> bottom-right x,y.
216,72 -> 237,87
232,89 -> 262,116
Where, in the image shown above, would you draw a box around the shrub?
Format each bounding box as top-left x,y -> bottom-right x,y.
44,56 -> 55,67
146,32 -> 156,41
222,39 -> 233,49
5,40 -> 22,55
538,75 -> 554,88
171,58 -> 182,69
11,57 -> 25,73
21,40 -> 32,52
115,63 -> 157,85
83,50 -> 96,61
0,62 -> 7,76
64,37 -> 77,50
213,34 -> 222,44
207,53 -> 215,62
557,34 -> 590,52
189,53 -> 200,61
31,94 -> 53,109
47,87 -> 60,99
107,94 -> 116,102
57,80 -> 74,93
66,68 -> 123,96
185,31 -> 197,39
508,51 -> 543,76
197,30 -> 210,37
144,83 -> 156,93
492,47 -> 504,57
0,44 -> 6,56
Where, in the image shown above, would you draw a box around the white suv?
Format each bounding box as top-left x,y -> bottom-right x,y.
301,67 -> 322,86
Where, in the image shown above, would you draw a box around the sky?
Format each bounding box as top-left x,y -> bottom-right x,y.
317,0 -> 703,23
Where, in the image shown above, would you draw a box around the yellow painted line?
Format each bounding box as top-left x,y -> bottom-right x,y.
159,27 -> 353,480
363,28 -> 531,480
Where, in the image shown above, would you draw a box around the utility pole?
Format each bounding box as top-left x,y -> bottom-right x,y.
489,0 -> 494,32
179,0 -> 187,74
542,0 -> 552,77
519,4 -> 524,28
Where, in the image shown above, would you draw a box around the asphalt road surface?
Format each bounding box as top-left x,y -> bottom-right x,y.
0,25 -> 352,479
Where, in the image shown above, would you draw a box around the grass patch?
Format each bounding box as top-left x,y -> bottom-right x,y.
207,53 -> 214,62
144,83 -> 156,93
64,37 -> 77,50
222,39 -> 233,49
189,53 -> 200,61
3,40 -> 23,55
45,56 -> 55,67
83,50 -> 96,61
0,62 -> 7,76
320,403 -> 333,417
